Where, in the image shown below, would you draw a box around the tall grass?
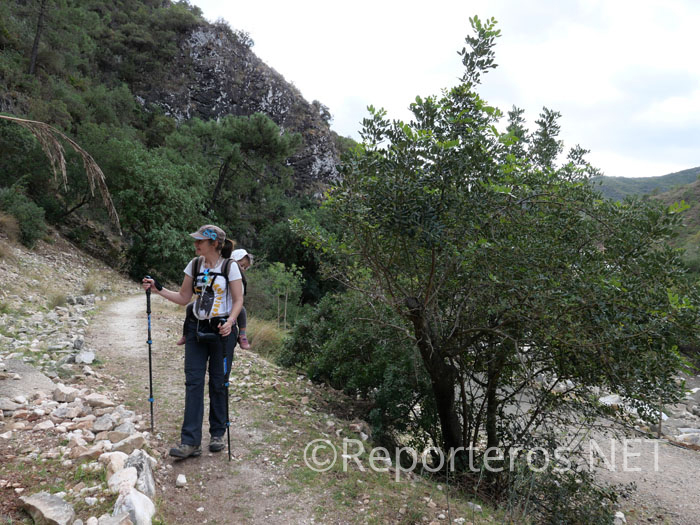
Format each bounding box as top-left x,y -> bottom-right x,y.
0,212 -> 20,242
48,292 -> 67,309
244,317 -> 286,359
82,274 -> 99,295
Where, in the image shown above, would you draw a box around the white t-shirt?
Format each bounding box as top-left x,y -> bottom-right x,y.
184,257 -> 242,320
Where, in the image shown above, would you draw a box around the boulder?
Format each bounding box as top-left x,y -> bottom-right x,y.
112,434 -> 146,455
125,450 -> 156,498
108,467 -> 138,494
0,397 -> 22,411
85,393 -> 115,408
75,350 -> 95,365
112,488 -> 155,525
100,451 -> 129,478
34,420 -> 56,431
20,491 -> 75,525
53,384 -> 79,403
93,414 -> 116,432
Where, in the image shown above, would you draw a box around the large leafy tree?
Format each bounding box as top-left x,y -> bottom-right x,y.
300,16 -> 699,481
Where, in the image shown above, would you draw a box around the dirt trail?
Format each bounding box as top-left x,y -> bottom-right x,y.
87,294 -> 322,524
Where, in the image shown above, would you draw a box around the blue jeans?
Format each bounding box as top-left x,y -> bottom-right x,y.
181,317 -> 237,446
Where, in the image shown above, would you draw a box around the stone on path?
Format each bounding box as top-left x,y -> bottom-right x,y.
176,474 -> 187,487
112,434 -> 146,454
93,414 -> 116,432
85,393 -> 115,408
108,467 -> 138,494
75,350 -> 96,365
112,488 -> 155,525
125,449 -> 156,498
54,384 -> 79,403
20,491 -> 76,525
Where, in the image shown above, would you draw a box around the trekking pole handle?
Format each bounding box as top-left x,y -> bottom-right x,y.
144,275 -> 152,313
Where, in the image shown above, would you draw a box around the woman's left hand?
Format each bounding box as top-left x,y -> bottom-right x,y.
218,321 -> 234,337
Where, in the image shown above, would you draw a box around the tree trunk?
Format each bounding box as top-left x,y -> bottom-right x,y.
405,297 -> 462,454
29,0 -> 49,76
207,156 -> 231,215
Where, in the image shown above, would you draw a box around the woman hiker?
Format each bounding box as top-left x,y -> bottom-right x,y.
142,224 -> 243,458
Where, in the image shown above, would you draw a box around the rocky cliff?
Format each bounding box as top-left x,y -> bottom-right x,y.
136,22 -> 340,191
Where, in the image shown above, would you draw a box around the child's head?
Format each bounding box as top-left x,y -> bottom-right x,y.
233,249 -> 253,271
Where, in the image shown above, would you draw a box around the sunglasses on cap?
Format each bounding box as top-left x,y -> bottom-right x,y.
201,228 -> 218,240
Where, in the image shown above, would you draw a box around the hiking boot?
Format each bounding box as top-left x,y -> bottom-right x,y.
169,442 -> 201,459
176,335 -> 186,346
238,333 -> 251,349
209,435 -> 225,452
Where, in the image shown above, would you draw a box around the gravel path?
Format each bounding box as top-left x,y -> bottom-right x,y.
593,433 -> 700,524
87,294 -> 323,524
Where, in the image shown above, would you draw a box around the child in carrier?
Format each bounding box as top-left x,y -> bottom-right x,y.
177,248 -> 253,348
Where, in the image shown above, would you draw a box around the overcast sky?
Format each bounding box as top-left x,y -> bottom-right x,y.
192,0 -> 700,178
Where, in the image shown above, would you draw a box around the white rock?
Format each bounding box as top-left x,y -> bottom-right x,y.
677,433 -> 700,446
34,420 -> 56,431
112,488 -> 155,525
108,467 -> 138,494
614,511 -> 627,524
467,502 -> 482,512
176,474 -> 187,487
125,449 -> 156,498
112,434 -> 146,454
84,393 -> 115,408
54,384 -> 79,403
20,491 -> 76,525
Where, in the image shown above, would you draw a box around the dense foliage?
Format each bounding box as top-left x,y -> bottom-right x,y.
288,16 -> 700,521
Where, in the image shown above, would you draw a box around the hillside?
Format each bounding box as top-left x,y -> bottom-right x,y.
0,0 -> 340,189
653,178 -> 700,268
0,0 -> 344,286
592,166 -> 700,201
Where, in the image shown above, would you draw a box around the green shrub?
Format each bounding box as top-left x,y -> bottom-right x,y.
280,290 -> 437,447
0,187 -> 48,248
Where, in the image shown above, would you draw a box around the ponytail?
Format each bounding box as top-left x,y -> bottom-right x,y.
221,238 -> 234,258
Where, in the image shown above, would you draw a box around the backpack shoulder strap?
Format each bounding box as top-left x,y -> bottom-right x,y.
191,256 -> 203,293
222,258 -> 232,301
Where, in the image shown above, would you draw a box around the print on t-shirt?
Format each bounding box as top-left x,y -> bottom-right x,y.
186,258 -> 242,320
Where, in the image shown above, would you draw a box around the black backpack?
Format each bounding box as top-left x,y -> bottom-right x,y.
190,256 -> 234,297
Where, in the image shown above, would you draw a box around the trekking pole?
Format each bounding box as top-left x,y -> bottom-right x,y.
145,276 -> 155,433
224,352 -> 231,461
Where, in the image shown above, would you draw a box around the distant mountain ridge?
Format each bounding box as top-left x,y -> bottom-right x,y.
591,167 -> 700,201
